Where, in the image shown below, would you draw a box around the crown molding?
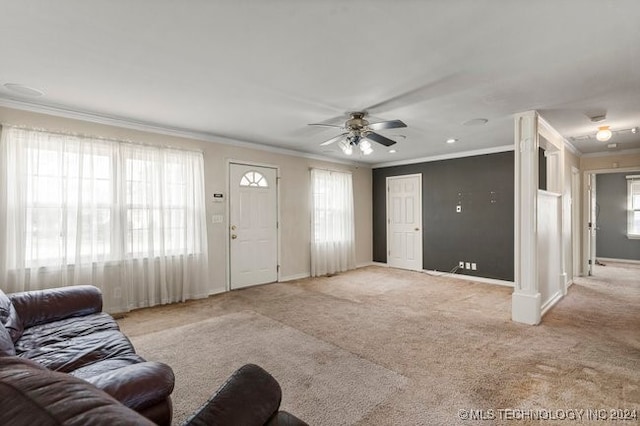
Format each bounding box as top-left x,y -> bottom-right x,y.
372,144 -> 514,168
0,97 -> 366,167
581,147 -> 640,158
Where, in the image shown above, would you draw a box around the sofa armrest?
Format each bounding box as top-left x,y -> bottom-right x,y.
83,361 -> 175,411
184,364 -> 283,426
9,285 -> 103,328
266,411 -> 310,426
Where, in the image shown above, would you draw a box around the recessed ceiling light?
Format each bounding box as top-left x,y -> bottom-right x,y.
462,118 -> 488,126
389,149 -> 397,153
3,83 -> 45,97
446,138 -> 457,144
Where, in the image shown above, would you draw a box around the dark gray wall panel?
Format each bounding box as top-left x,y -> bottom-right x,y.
539,147 -> 547,190
596,173 -> 640,260
372,151 -> 514,281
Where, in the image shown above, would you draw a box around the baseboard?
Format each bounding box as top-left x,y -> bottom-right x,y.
597,257 -> 640,265
541,290 -> 563,316
279,272 -> 311,282
423,270 -> 514,287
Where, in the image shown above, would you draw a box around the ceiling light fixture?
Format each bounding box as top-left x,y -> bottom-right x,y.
462,118 -> 488,126
3,83 -> 45,97
339,140 -> 353,156
338,132 -> 375,156
389,149 -> 397,153
446,138 -> 457,144
596,125 -> 612,142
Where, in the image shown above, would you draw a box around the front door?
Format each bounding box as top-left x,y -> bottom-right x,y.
229,163 -> 278,289
386,174 -> 423,271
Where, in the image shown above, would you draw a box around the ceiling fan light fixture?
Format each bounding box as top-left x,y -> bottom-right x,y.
359,139 -> 373,155
339,140 -> 353,155
596,126 -> 612,142
446,138 -> 457,144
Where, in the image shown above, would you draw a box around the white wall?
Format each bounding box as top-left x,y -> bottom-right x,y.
0,106 -> 373,296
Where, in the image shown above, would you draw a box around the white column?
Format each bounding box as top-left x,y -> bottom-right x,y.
513,111 -> 541,325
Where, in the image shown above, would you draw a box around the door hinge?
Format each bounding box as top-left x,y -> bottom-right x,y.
277,265 -> 280,272
588,259 -> 592,265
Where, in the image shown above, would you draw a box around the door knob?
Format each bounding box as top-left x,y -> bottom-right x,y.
415,227 -> 420,231
231,225 -> 237,230
231,234 -> 237,239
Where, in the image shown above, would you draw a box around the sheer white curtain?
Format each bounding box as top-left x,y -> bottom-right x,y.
310,168 -> 355,276
0,126 -> 209,312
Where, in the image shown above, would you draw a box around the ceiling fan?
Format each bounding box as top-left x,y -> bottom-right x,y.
309,111 -> 406,155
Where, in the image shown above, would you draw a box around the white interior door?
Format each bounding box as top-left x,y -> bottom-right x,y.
387,174 -> 423,271
229,163 -> 278,289
588,173 -> 597,276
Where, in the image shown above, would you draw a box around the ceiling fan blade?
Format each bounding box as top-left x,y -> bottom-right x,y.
320,133 -> 349,146
365,132 -> 397,147
364,73 -> 472,113
368,119 -> 407,131
308,123 -> 344,129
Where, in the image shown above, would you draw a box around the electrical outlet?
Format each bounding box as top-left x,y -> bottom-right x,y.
459,261 -> 464,269
471,263 -> 477,271
465,262 -> 471,269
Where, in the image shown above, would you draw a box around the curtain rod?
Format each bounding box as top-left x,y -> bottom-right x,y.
309,166 -> 353,174
0,123 -> 204,155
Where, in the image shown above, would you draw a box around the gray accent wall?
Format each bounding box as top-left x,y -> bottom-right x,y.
373,151 -> 514,281
596,173 -> 640,260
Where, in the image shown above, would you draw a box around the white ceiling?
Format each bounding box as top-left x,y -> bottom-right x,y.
1,1 -> 639,165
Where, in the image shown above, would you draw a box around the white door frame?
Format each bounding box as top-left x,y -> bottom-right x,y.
571,166 -> 581,280
581,166 -> 640,277
226,160 -> 280,291
386,173 -> 423,271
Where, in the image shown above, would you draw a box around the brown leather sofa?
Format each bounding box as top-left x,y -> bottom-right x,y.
0,285 -> 174,424
0,285 -> 307,425
0,357 -> 308,425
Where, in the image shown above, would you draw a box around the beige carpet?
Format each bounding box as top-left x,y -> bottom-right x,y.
119,263 -> 640,425
130,311 -> 407,425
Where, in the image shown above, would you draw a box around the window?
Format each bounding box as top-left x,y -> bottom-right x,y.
1,127 -> 207,267
310,168 -> 355,276
628,175 -> 640,238
240,171 -> 268,187
23,138 -> 115,265
1,126 -> 209,313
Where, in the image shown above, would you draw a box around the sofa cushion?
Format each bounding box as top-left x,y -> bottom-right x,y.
14,312 -> 120,353
0,321 -> 16,356
0,356 -> 155,426
0,288 -> 23,343
17,330 -> 137,373
69,354 -> 147,378
9,285 -> 103,329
